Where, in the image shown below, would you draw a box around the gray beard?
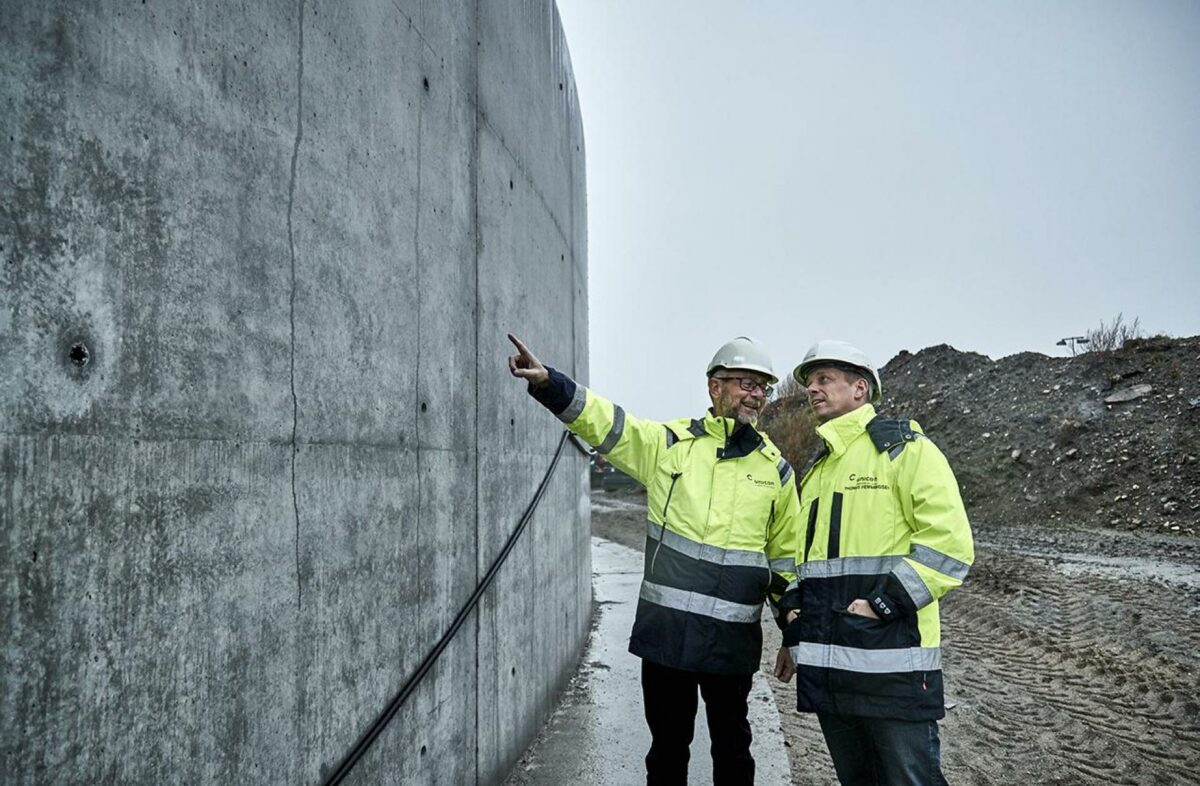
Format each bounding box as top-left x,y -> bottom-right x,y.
732,410 -> 757,426
717,401 -> 758,426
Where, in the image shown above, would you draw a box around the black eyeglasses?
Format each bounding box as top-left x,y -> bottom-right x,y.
714,376 -> 774,397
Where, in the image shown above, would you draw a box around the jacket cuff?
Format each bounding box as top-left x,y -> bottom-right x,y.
778,585 -> 803,612
528,366 -> 577,418
867,592 -> 901,622
768,572 -> 791,597
868,575 -> 917,622
781,616 -> 803,646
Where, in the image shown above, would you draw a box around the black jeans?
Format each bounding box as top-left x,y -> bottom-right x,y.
817,712 -> 949,786
641,659 -> 755,786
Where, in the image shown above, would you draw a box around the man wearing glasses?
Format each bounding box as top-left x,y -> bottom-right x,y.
508,334 -> 802,786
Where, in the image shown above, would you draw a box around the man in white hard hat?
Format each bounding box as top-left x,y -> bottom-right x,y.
508,333 -> 802,785
774,340 -> 974,786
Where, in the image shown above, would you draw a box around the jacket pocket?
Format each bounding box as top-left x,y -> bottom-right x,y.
831,608 -> 909,652
828,609 -> 921,701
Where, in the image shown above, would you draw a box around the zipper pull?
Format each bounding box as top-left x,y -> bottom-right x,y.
651,472 -> 684,575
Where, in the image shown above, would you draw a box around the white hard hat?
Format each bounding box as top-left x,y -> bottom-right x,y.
707,336 -> 777,384
793,340 -> 882,403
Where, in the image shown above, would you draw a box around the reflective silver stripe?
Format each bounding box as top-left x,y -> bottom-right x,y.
643,521 -> 769,568
789,642 -> 942,674
770,557 -> 795,575
910,545 -> 971,581
640,580 -> 763,624
798,556 -> 900,580
892,560 -> 934,609
597,405 -> 626,453
777,458 -> 794,487
556,384 -> 587,424
785,578 -> 800,593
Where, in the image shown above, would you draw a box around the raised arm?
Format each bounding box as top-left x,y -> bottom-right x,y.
506,333 -> 670,486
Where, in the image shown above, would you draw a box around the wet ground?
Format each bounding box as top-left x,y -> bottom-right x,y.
503,534 -> 790,785
588,490 -> 1200,785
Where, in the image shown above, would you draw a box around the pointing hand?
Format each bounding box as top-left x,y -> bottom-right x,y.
507,333 -> 550,389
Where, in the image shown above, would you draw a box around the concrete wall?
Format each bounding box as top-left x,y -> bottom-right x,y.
0,1 -> 589,783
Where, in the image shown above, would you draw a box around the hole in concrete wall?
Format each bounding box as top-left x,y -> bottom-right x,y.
69,342 -> 90,367
559,82 -> 563,91
509,179 -> 513,190
510,418 -> 515,427
31,550 -> 38,562
422,76 -> 429,92
511,666 -> 516,676
60,327 -> 100,379
420,402 -> 427,413
420,745 -> 427,756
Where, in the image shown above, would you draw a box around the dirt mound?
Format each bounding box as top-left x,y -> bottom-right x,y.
762,335 -> 1200,536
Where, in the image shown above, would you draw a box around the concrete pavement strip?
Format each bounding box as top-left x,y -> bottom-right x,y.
505,537 -> 791,785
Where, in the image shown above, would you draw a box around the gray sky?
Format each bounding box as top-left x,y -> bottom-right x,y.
555,0 -> 1200,421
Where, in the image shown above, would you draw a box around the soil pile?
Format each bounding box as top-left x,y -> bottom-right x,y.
762,335 -> 1200,536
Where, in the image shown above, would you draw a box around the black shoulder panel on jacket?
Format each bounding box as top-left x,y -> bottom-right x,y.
866,416 -> 918,455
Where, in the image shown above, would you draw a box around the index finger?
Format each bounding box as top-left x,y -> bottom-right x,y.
507,333 -> 532,357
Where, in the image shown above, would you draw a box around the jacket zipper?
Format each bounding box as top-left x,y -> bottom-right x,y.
765,500 -> 776,586
650,472 -> 683,575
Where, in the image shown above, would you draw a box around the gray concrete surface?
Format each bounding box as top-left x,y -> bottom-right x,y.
507,538 -> 791,786
0,1 -> 587,783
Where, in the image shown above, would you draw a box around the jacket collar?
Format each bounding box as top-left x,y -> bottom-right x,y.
699,409 -> 764,459
815,404 -> 876,457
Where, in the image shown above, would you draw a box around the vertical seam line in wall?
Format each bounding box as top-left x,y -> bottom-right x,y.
414,28 -> 425,685
288,0 -> 306,610
472,0 -> 482,779
568,45 -> 579,677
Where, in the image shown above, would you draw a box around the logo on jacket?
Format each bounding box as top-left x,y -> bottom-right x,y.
846,473 -> 890,491
745,474 -> 774,488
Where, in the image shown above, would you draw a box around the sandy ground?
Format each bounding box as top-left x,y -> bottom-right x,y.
590,489 -> 1200,785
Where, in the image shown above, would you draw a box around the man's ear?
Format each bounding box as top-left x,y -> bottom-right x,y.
707,376 -> 721,399
855,377 -> 870,404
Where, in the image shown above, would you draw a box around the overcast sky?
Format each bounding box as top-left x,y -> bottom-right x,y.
554,1 -> 1199,421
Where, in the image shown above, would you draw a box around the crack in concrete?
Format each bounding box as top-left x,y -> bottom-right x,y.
477,113 -> 573,254
287,0 -> 306,611
390,0 -> 437,57
414,53 -> 425,636
471,0 -> 483,778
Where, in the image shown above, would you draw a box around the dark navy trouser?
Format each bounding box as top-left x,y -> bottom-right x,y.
641,659 -> 754,786
817,711 -> 949,786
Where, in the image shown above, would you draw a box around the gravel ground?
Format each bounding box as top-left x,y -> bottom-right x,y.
591,488 -> 1200,785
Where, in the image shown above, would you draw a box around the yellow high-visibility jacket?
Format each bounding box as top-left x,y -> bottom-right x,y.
781,404 -> 974,720
532,367 -> 801,674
